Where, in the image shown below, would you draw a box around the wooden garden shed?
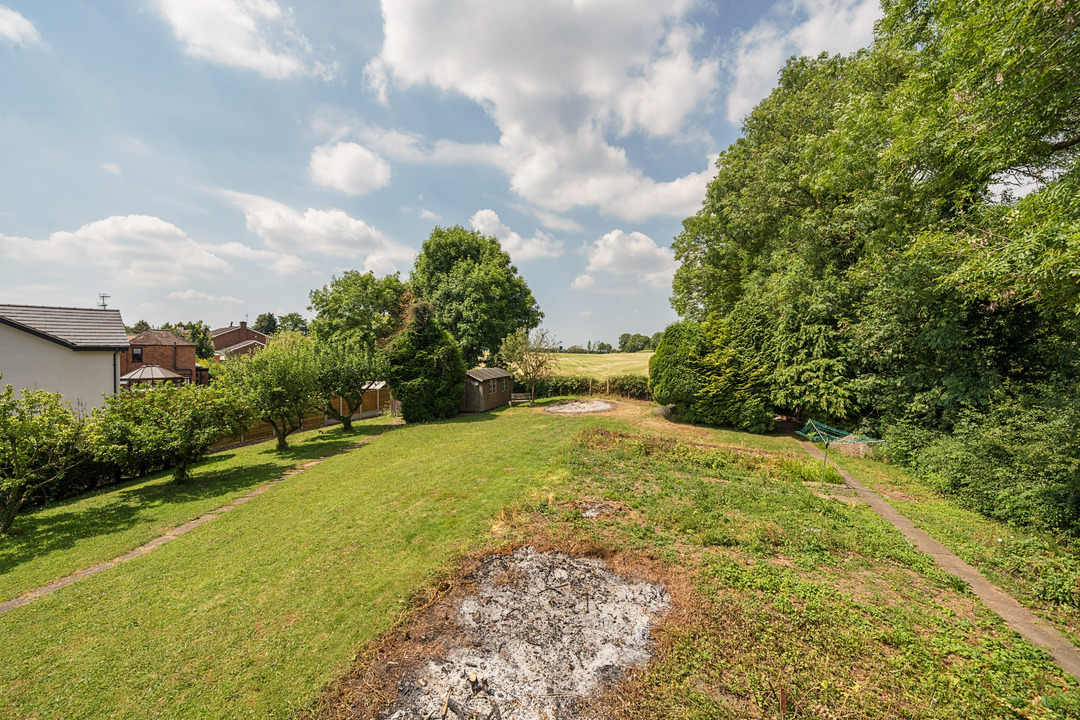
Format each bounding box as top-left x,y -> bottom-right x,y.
460,367 -> 512,413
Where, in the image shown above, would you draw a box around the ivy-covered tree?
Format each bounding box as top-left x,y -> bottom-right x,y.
225,331 -> 318,449
410,226 -> 542,367
0,382 -> 83,535
386,302 -> 466,423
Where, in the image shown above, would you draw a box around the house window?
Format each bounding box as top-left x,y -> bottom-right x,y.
132,347 -> 143,363
489,379 -> 498,394
502,378 -> 508,392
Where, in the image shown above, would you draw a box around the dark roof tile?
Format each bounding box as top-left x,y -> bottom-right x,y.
0,304 -> 129,349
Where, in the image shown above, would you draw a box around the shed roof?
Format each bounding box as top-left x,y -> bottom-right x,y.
0,304 -> 129,350
466,367 -> 511,381
127,329 -> 194,346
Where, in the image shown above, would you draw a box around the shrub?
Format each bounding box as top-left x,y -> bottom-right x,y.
387,301 -> 466,423
648,321 -> 705,408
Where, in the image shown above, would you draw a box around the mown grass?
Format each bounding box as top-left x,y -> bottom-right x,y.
5,400 -> 1079,719
0,402 -> 605,720
554,351 -> 653,377
0,421 -> 388,601
556,428 -> 1080,718
826,451 -> 1080,647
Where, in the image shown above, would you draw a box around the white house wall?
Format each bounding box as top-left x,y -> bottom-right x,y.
0,323 -> 119,411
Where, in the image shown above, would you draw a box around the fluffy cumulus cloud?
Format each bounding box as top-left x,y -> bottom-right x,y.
0,5 -> 41,47
469,209 -> 562,262
154,0 -> 336,79
573,229 -> 677,291
725,0 -> 880,124
167,289 -> 244,304
223,191 -> 414,273
364,0 -> 719,221
309,142 -> 392,196
0,215 -> 232,287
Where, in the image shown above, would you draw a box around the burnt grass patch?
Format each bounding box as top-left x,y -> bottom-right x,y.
309,427 -> 1080,720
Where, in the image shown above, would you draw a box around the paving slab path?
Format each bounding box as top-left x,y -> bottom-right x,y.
0,433 -> 382,616
797,439 -> 1080,679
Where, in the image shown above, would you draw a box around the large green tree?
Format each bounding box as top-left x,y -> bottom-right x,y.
386,302 -> 466,423
410,226 -> 542,367
308,271 -> 408,347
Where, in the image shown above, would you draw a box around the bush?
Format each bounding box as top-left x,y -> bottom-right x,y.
607,374 -> 650,399
387,302 -> 466,423
648,321 -> 705,408
891,390 -> 1080,537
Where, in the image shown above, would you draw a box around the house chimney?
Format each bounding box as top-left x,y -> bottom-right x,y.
240,320 -> 247,330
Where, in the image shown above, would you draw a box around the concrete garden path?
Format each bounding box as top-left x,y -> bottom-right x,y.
797,440 -> 1080,679
0,433 -> 382,616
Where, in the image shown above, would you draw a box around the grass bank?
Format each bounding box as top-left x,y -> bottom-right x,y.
0,402 -> 604,720
0,421 -> 387,602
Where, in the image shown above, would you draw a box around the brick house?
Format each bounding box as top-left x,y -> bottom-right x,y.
120,329 -> 208,386
211,321 -> 267,358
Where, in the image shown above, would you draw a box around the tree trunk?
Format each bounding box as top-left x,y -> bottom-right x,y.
530,379 -> 536,407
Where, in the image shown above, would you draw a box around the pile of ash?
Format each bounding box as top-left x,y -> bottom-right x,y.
385,547 -> 669,719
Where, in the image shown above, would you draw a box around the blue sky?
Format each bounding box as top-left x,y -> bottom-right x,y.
0,0 -> 879,346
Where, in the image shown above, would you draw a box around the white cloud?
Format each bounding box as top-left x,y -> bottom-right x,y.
527,207 -> 583,234
167,289 -> 244,304
102,162 -> 122,175
0,5 -> 42,47
578,229 -> 677,290
0,215 -> 232,287
469,209 -> 562,261
724,0 -> 880,124
213,241 -> 309,275
309,142 -> 391,196
223,191 -> 415,272
154,0 -> 336,79
419,208 -> 441,221
570,274 -> 595,290
364,0 -> 719,221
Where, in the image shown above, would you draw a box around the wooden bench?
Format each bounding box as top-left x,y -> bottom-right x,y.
510,392 -> 531,406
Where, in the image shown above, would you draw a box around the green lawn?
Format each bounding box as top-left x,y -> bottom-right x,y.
3,401 -> 1078,719
0,402 -> 608,720
554,351 -> 652,377
0,422 -> 385,601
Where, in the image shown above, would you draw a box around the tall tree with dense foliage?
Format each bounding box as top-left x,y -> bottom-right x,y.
277,312 -> 309,336
498,328 -> 559,406
0,382 -> 83,535
410,226 -> 543,367
253,312 -> 278,336
658,0 -> 1080,535
308,270 -> 409,347
386,302 -> 466,423
224,331 -> 318,450
313,340 -> 387,432
648,321 -> 705,412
